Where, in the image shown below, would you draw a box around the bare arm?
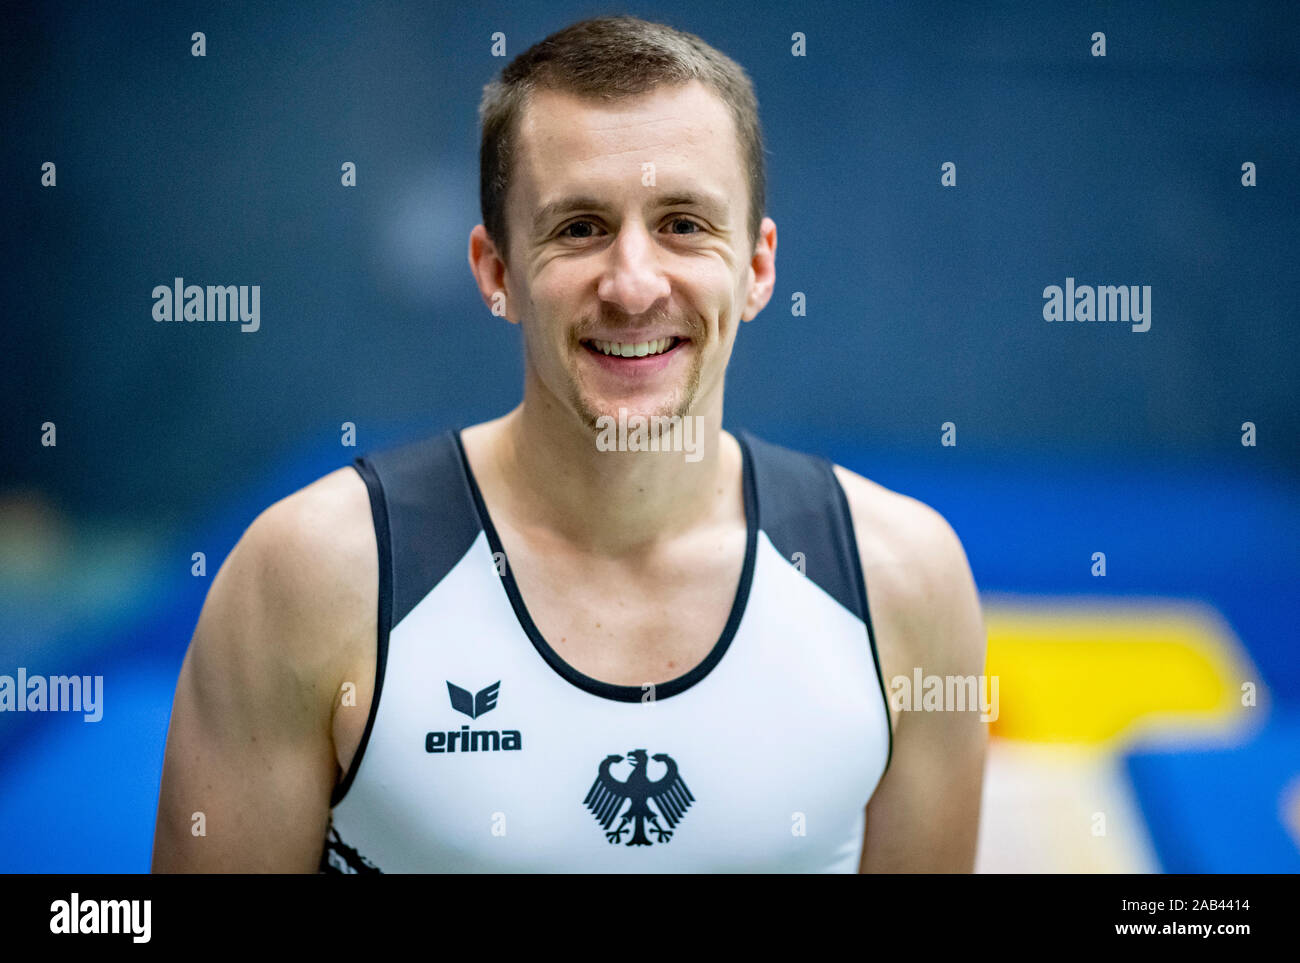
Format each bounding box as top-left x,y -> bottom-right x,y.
151,468 -> 375,872
835,467 -> 988,873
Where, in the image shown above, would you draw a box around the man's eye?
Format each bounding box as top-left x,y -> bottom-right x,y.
557,217 -> 701,239
559,220 -> 601,239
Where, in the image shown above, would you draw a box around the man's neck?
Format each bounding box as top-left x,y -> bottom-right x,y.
463,393 -> 741,556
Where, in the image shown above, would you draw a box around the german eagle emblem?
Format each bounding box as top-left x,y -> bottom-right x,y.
583,749 -> 694,845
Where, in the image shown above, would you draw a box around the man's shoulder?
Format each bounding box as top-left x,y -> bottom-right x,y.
244,425 -> 465,573
230,465 -> 377,655
734,430 -> 963,563
830,463 -> 962,570
830,462 -> 982,667
247,465 -> 374,573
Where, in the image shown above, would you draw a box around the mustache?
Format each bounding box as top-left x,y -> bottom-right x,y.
572,309 -> 702,340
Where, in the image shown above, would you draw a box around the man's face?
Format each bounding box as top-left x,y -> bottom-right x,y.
494,80 -> 772,431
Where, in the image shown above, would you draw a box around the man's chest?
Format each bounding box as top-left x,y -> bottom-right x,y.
493,523 -> 749,686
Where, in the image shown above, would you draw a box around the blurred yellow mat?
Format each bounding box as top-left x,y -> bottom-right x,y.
983,595 -> 1263,748
974,595 -> 1267,872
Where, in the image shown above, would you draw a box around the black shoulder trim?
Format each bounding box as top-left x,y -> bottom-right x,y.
330,432 -> 483,807
363,432 -> 484,627
737,430 -> 893,773
829,467 -> 894,774
329,457 -> 392,808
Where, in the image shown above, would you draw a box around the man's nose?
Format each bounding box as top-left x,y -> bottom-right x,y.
595,221 -> 671,317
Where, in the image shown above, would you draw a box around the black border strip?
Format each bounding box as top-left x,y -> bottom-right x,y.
329,458 -> 394,807
451,429 -> 759,703
827,461 -> 895,773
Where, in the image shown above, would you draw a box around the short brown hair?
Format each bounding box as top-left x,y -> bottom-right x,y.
478,15 -> 766,266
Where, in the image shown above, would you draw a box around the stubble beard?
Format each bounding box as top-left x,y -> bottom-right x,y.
569,346 -> 704,435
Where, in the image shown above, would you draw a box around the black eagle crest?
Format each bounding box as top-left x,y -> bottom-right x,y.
583,749 -> 694,845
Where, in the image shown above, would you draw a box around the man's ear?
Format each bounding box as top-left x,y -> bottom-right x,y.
468,224 -> 518,324
740,216 -> 777,322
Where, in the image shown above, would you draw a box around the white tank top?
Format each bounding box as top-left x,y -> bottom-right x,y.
321,428 -> 892,873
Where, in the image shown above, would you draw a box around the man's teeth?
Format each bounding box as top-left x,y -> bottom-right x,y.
590,337 -> 677,357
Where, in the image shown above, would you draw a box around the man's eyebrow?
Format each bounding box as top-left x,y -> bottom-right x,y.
531,190 -> 730,233
657,191 -> 729,220
532,195 -> 606,234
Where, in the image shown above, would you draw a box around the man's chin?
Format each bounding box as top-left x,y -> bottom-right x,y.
575,398 -> 690,432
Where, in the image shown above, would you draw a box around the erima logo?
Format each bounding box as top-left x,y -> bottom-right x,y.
447,680 -> 498,718
427,680 -> 520,753
584,749 -> 694,846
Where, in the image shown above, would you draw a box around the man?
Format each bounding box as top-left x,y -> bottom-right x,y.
152,15 -> 986,873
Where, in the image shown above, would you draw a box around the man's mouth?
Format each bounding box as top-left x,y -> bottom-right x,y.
581,336 -> 687,359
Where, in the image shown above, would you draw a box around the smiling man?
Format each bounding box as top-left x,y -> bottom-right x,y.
153,15 -> 987,873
